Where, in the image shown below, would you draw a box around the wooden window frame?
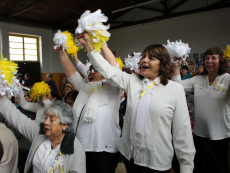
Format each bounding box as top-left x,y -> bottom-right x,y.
9,33 -> 40,63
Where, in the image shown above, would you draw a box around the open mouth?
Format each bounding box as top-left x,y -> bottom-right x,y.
142,65 -> 149,69
44,128 -> 49,132
88,76 -> 94,81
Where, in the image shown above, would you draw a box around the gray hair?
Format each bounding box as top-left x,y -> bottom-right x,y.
46,74 -> 53,80
46,100 -> 73,132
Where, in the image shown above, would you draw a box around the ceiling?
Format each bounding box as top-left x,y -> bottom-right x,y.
0,0 -> 230,32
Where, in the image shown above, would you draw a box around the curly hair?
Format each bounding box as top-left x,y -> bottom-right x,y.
202,47 -> 228,75
138,44 -> 173,85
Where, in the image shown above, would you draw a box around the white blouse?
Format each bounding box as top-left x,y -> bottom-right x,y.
172,74 -> 230,140
33,139 -> 61,173
87,51 -> 195,173
68,70 -> 121,153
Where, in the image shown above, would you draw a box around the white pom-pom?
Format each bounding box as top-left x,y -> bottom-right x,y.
125,52 -> 142,72
53,30 -> 68,51
163,39 -> 191,63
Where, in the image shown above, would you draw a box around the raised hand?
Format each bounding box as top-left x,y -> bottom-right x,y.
173,57 -> 183,67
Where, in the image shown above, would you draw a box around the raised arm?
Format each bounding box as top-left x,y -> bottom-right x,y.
172,57 -> 195,92
74,54 -> 89,79
54,47 -> 86,91
18,94 -> 40,113
0,96 -> 39,142
101,43 -> 117,67
172,84 -> 195,173
55,47 -> 77,78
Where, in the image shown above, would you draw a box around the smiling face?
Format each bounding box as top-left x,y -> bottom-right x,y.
44,113 -> 67,139
204,54 -> 220,74
87,66 -> 104,82
140,51 -> 160,81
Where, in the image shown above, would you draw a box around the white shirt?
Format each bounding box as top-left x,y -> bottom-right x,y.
88,51 -> 195,173
172,74 -> 230,140
33,139 -> 61,173
76,61 -> 89,79
68,68 -> 121,153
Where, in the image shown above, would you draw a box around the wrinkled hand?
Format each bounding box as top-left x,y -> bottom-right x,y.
173,57 -> 183,67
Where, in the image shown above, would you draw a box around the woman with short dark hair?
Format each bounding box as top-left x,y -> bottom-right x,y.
172,47 -> 230,172
64,90 -> 79,108
79,33 -> 195,173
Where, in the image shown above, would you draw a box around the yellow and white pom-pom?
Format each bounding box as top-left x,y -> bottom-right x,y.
223,45 -> 230,61
116,57 -> 123,70
53,30 -> 79,57
0,52 -> 23,97
75,9 -> 110,52
29,81 -> 51,102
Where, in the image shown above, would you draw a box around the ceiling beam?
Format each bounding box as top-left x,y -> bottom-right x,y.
43,4 -> 82,14
7,0 -> 45,18
169,0 -> 190,12
110,2 -> 230,30
137,6 -> 164,13
6,0 -> 24,17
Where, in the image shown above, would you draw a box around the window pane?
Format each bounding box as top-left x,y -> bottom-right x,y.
24,37 -> 37,44
24,43 -> 37,49
9,36 -> 23,43
25,49 -> 37,55
9,42 -> 23,49
25,55 -> 37,61
10,48 -> 23,55
10,55 -> 23,61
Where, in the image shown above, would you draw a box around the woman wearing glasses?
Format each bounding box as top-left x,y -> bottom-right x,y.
54,44 -> 121,173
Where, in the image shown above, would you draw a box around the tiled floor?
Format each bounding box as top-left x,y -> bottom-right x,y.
115,163 -> 127,173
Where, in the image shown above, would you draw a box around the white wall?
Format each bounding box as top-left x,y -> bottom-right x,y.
0,22 -> 88,73
108,8 -> 230,60
1,7 -> 230,73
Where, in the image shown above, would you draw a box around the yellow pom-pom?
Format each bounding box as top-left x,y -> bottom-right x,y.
62,31 -> 80,57
0,52 -> 18,86
223,45 -> 230,61
116,57 -> 123,70
29,81 -> 51,102
88,30 -> 109,52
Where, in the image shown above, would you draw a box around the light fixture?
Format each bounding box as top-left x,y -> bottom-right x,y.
112,0 -> 162,13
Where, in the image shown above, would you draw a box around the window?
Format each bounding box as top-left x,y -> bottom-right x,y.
9,34 -> 40,62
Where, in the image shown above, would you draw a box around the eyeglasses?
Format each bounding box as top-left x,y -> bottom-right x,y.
87,68 -> 97,75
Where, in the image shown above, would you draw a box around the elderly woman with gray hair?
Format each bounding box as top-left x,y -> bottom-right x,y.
0,95 -> 86,173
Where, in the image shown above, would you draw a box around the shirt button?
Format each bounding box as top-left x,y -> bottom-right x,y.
105,146 -> 107,148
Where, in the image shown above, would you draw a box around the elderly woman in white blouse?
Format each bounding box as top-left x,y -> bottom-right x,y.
172,47 -> 230,173
55,43 -> 121,173
78,33 -> 195,173
0,96 -> 86,173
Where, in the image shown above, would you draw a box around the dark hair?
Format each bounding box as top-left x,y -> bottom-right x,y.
181,65 -> 189,71
139,44 -> 173,85
202,47 -> 228,75
25,73 -> 31,78
50,91 -> 62,100
198,64 -> 203,68
0,140 -> 3,162
47,74 -> 53,80
64,90 -> 79,102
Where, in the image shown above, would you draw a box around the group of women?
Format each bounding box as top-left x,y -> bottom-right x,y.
0,31 -> 229,173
